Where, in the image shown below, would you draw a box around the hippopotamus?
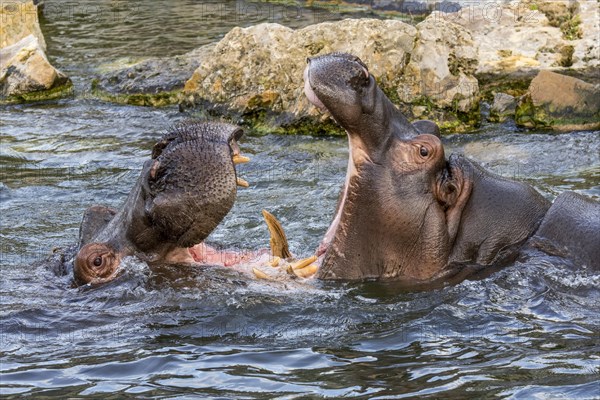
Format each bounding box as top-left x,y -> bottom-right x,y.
51,121 -> 258,286
299,52 -> 600,285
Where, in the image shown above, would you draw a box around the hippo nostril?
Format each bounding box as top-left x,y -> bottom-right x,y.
306,57 -> 312,64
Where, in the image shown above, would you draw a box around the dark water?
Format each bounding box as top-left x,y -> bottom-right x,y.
38,0 -> 387,90
2,1 -> 600,398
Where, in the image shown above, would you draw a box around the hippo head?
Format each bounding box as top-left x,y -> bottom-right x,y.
74,121 -> 248,285
305,53 -> 472,282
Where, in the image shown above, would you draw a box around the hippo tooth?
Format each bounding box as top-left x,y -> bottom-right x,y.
252,267 -> 270,280
319,112 -> 332,122
233,154 -> 250,164
293,264 -> 318,278
236,177 -> 249,187
291,255 -> 318,270
269,256 -> 281,267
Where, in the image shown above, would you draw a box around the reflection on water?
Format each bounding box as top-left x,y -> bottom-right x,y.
1,0 -> 600,397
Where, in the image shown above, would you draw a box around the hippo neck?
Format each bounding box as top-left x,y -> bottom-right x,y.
317,161 -> 451,281
448,158 -> 551,265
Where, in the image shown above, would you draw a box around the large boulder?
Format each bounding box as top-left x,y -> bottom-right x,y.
0,0 -> 72,104
435,4 -> 569,74
515,70 -> 600,131
413,1 -> 597,73
437,0 -> 599,121
182,17 -> 480,134
91,44 -> 215,107
400,15 -> 479,129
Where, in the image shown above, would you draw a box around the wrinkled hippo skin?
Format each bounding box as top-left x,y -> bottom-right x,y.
56,121 -> 246,286
304,53 -> 599,284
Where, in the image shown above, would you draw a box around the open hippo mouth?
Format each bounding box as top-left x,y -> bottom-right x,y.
73,121 -> 252,286
303,53 -> 413,277
304,53 -> 377,261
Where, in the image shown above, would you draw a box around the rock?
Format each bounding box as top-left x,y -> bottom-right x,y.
400,15 -> 480,129
183,17 -> 480,134
430,1 -> 598,72
437,1 -> 598,119
0,0 -> 72,104
572,0 -> 600,69
488,93 -> 517,123
0,0 -> 45,49
515,70 -> 600,131
91,44 -> 215,107
433,5 -> 568,74
0,35 -> 72,104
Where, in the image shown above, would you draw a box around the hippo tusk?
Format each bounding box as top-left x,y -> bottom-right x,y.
252,267 -> 270,280
262,210 -> 292,259
269,256 -> 281,267
293,263 -> 319,278
233,154 -> 250,164
291,255 -> 317,270
236,177 -> 249,187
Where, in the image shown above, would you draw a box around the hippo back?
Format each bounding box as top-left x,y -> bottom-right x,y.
531,191 -> 600,270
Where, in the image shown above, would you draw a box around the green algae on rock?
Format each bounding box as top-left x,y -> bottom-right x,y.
488,93 -> 518,123
515,70 -> 600,131
91,45 -> 215,107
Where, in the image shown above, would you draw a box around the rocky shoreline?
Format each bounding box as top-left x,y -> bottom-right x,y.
2,0 -> 598,132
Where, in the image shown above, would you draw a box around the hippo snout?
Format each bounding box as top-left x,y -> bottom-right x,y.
144,121 -> 245,248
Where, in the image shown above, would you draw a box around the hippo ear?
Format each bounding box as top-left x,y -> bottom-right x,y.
412,120 -> 441,138
79,205 -> 117,248
435,155 -> 473,241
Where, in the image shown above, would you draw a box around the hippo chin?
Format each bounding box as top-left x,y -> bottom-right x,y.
302,52 -> 600,284
71,121 -> 252,286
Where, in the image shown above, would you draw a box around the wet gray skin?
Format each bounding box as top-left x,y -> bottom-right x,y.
304,52 -> 599,283
72,121 -> 245,286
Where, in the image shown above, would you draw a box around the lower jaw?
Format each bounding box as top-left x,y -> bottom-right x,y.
159,243 -> 269,267
186,243 -> 270,267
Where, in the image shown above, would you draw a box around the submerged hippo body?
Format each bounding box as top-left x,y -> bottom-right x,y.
57,121 -> 251,286
530,191 -> 600,269
304,53 -> 599,283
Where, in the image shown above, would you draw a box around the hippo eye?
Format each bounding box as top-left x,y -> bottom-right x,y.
93,256 -> 102,267
420,146 -> 429,157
